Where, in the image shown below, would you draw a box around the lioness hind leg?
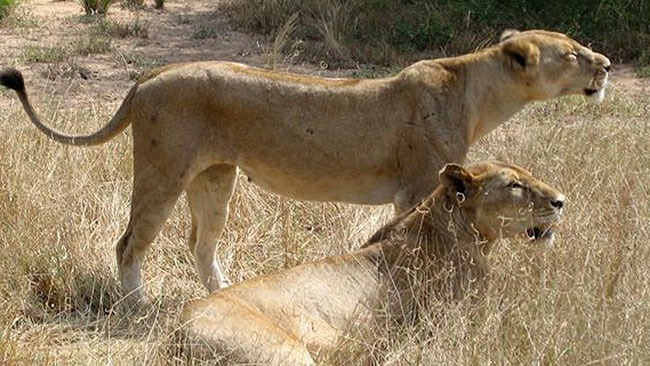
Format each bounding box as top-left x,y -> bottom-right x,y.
179,296 -> 315,365
116,176 -> 186,305
186,164 -> 237,292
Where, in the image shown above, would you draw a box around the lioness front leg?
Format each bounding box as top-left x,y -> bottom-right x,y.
393,164 -> 439,213
186,165 -> 237,292
393,127 -> 454,213
394,184 -> 436,213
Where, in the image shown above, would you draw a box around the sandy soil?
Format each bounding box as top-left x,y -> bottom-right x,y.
0,0 -> 359,116
2,0 -> 647,107
1,0 -> 256,103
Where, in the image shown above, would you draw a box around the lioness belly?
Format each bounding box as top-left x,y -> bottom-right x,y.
239,165 -> 399,205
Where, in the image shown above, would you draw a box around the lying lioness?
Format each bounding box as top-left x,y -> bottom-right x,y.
176,160 -> 565,365
0,29 -> 605,304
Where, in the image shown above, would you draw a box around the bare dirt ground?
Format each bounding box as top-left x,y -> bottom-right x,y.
2,0 -> 647,106
5,0 -> 261,79
0,0 -> 360,112
614,64 -> 650,96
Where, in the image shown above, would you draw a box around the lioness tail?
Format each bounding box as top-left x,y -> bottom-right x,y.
0,67 -> 135,146
0,67 -> 26,93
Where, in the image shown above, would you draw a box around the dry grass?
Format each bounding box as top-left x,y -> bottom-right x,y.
2,81 -> 649,365
1,2 -> 650,365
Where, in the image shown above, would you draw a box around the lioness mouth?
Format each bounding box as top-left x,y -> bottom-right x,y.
526,227 -> 554,241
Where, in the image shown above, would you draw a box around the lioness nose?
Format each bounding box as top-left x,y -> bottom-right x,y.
550,198 -> 564,209
604,64 -> 612,72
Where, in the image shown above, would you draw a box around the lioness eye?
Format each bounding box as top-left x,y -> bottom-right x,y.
507,181 -> 524,189
567,52 -> 578,61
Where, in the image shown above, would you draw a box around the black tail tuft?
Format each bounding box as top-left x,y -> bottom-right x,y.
0,67 -> 26,93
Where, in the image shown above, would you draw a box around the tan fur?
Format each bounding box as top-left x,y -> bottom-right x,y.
175,160 -> 566,365
0,29 -> 608,304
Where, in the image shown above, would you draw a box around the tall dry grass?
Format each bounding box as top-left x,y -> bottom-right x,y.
0,48 -> 649,366
311,88 -> 649,365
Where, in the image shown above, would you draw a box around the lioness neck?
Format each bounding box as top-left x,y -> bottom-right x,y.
366,189 -> 491,307
436,47 -> 532,144
395,194 -> 488,261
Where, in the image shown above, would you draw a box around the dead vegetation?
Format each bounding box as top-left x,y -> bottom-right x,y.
0,0 -> 649,364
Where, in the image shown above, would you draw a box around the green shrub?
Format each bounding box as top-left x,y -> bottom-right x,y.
223,0 -> 650,65
0,0 -> 16,20
123,0 -> 144,10
80,0 -> 114,15
93,17 -> 149,38
636,50 -> 650,78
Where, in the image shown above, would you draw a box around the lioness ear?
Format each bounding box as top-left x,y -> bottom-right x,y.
500,29 -> 520,42
439,164 -> 474,197
502,38 -> 540,71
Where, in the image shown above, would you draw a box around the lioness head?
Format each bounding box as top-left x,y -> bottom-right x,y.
500,29 -> 610,102
440,160 -> 564,247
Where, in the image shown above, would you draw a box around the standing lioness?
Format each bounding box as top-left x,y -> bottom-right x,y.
0,29 -> 608,304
